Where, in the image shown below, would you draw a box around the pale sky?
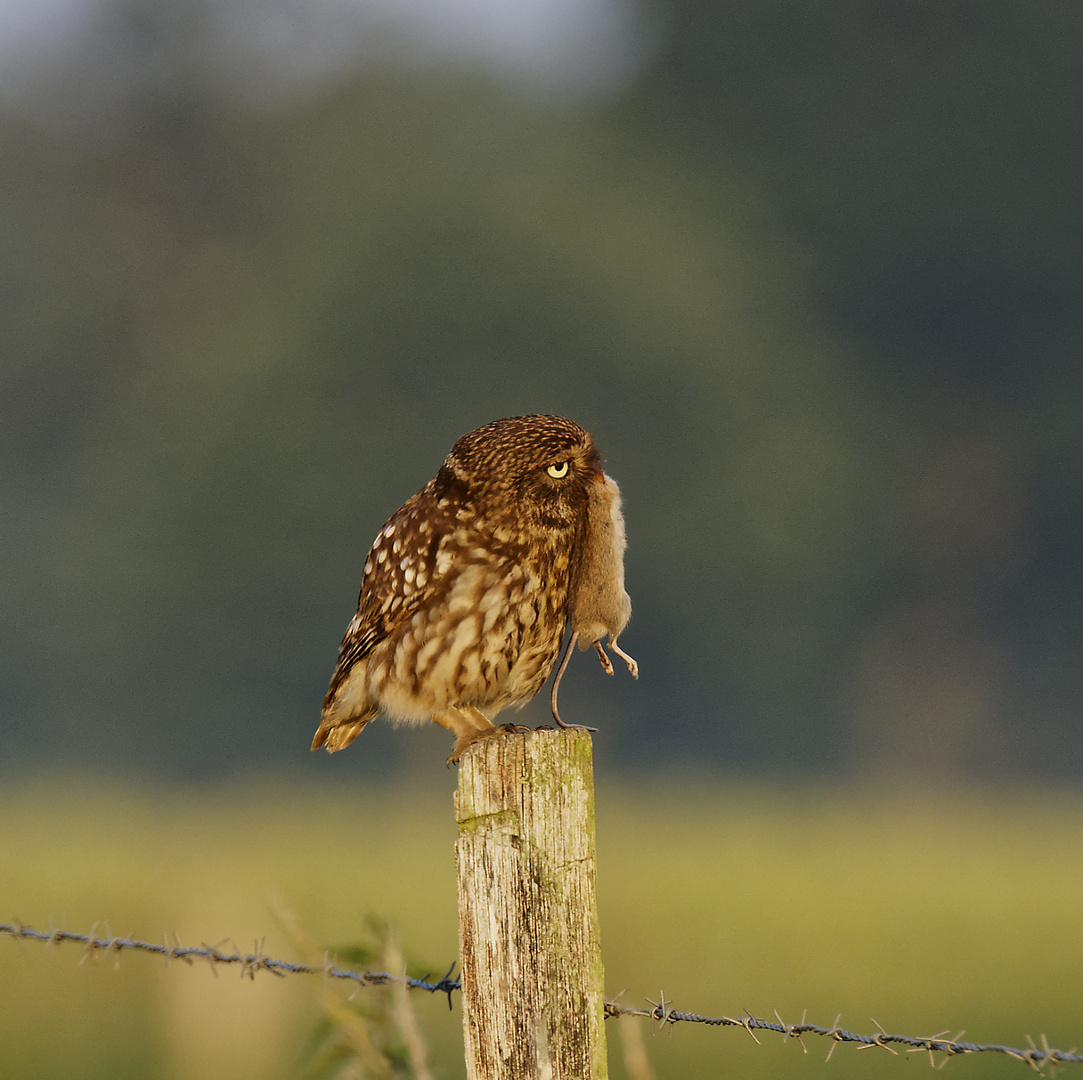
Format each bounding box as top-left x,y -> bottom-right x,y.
0,0 -> 650,103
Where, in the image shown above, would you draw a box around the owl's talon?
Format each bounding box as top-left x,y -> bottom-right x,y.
447,721 -> 531,763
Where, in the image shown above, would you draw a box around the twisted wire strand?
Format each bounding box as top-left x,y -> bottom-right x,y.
0,921 -> 460,1006
605,997 -> 1082,1071
4,920 -> 1079,1070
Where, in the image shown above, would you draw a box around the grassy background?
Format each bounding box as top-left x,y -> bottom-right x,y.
3,772 -> 1081,1080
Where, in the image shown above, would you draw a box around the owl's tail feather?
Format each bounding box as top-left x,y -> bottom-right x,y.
310,716 -> 371,753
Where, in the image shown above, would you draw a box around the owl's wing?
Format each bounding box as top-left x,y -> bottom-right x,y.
328,614 -> 383,689
324,486 -> 451,707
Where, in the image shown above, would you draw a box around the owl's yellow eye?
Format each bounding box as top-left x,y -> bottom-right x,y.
547,461 -> 570,479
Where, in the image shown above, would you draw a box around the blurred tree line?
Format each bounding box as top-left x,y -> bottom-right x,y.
2,0 -> 1082,780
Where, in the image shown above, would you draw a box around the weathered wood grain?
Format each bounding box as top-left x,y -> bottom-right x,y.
455,728 -> 607,1080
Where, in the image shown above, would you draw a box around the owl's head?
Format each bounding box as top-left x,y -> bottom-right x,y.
439,415 -> 603,534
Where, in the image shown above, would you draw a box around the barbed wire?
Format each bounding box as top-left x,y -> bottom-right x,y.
4,920 -> 1080,1071
605,995 -> 1082,1072
0,920 -> 460,1007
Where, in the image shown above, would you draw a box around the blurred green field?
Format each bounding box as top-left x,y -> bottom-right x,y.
2,774 -> 1081,1080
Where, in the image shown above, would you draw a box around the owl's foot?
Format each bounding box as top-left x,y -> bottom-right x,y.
446,728 -> 493,765
434,706 -> 498,766
532,720 -> 599,733
445,723 -> 528,765
446,736 -> 477,766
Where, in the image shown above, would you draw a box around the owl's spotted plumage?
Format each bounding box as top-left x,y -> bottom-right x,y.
312,414 -> 636,762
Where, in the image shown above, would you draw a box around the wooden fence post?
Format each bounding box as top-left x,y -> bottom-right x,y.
455,727 -> 608,1080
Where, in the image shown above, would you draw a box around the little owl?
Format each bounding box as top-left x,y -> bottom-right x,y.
311,414 -> 637,762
